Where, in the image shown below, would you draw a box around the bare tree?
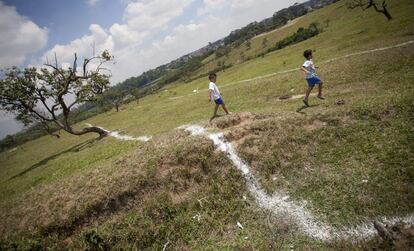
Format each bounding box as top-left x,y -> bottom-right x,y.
239,51 -> 246,62
101,89 -> 126,112
0,51 -> 114,138
129,88 -> 141,104
245,40 -> 251,50
348,0 -> 392,20
262,37 -> 268,49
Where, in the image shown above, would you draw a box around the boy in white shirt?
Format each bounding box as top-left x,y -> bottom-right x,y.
300,49 -> 325,107
208,73 -> 229,122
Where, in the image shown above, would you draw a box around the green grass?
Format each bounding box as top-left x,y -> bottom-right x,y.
1,0 -> 414,249
0,133 -> 139,204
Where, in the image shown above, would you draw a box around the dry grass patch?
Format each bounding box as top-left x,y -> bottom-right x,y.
210,112 -> 259,130
0,130 -> 213,239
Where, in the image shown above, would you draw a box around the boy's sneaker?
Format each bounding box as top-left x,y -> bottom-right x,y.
303,100 -> 309,107
317,95 -> 325,100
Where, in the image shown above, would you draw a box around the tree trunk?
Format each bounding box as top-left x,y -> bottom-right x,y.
49,133 -> 60,138
373,1 -> 392,20
66,126 -> 108,138
380,4 -> 392,20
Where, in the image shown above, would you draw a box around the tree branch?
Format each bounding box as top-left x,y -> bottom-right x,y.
44,64 -> 66,80
348,0 -> 392,20
36,89 -> 55,117
72,53 -> 77,75
19,100 -> 54,122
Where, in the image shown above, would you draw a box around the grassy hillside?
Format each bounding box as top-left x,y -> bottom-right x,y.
1,0 -> 414,249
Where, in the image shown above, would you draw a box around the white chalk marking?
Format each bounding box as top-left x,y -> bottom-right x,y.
7,147 -> 18,153
162,240 -> 170,251
181,125 -> 414,241
85,123 -> 152,142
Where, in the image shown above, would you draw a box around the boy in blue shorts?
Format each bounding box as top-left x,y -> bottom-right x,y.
208,73 -> 229,122
300,49 -> 325,107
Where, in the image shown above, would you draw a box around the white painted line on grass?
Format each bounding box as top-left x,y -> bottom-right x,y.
85,123 -> 152,142
181,124 -> 414,241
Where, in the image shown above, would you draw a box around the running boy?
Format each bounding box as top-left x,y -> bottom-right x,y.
208,73 -> 229,121
300,49 -> 325,107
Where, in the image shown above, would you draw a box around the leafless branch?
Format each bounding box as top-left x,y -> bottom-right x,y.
348,0 -> 392,20
54,52 -> 58,69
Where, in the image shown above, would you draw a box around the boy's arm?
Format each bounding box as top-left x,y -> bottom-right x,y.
300,66 -> 309,75
208,89 -> 212,101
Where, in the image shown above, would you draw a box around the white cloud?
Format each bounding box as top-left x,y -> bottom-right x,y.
197,0 -> 227,15
0,2 -> 48,68
124,0 -> 193,31
39,24 -> 113,74
36,0 -> 303,84
87,0 -> 100,6
0,111 -> 24,139
37,0 -> 195,83
229,0 -> 256,10
197,0 -> 299,20
109,23 -> 149,48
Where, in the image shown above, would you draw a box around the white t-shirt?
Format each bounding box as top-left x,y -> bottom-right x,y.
209,81 -> 221,100
302,60 -> 317,79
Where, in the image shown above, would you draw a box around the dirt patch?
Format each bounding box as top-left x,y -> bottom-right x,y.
211,112 -> 272,149
279,94 -> 292,100
168,187 -> 197,204
224,127 -> 251,142
39,187 -> 147,238
375,221 -> 414,250
303,119 -> 327,131
210,112 -> 258,129
335,99 -> 345,105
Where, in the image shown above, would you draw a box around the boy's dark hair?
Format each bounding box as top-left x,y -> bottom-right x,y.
303,49 -> 313,59
208,73 -> 217,80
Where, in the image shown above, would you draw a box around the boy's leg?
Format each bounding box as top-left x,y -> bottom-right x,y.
304,85 -> 313,98
303,85 -> 313,107
221,104 -> 230,115
317,82 -> 324,99
304,86 -> 313,101
210,104 -> 220,122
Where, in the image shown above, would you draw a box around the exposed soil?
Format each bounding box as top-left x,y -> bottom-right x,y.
210,112 -> 258,129
303,119 -> 327,131
375,221 -> 414,250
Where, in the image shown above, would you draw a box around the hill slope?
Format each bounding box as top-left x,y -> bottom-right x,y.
1,0 -> 414,249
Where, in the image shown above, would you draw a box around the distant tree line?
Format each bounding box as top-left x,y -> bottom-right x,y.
223,3 -> 309,47
212,0 -> 337,61
273,22 -> 323,50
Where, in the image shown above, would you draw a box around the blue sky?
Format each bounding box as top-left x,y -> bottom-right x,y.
0,0 -> 303,80
2,0 -> 124,65
1,0 -> 207,68
0,0 -> 303,139
3,0 -> 124,47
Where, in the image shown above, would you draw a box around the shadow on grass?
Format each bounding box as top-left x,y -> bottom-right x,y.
8,138 -> 98,181
209,114 -> 224,123
296,104 -> 320,113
